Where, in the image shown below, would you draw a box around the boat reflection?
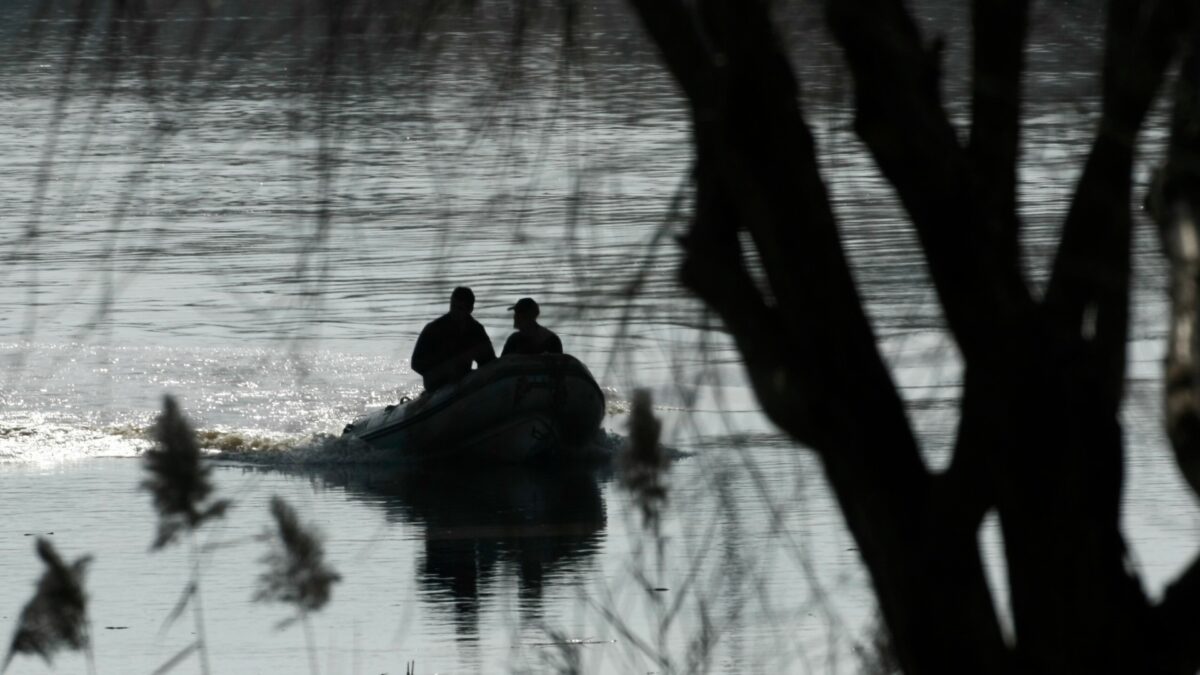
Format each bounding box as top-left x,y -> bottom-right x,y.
267,461 -> 607,638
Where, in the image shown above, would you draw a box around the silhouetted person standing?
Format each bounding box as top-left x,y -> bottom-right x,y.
501,297 -> 563,356
411,287 -> 496,392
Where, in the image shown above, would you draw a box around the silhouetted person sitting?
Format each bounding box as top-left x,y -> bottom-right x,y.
411,286 -> 496,393
501,297 -> 563,357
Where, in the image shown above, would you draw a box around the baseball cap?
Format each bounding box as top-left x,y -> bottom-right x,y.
508,297 -> 539,314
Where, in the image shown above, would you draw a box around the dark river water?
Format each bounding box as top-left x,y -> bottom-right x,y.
0,1 -> 1196,673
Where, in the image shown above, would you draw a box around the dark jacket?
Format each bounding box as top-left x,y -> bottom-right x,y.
411,313 -> 496,392
501,325 -> 563,357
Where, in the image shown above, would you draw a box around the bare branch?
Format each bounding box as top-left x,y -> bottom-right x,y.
627,0 -> 923,468
680,161 -> 825,448
677,0 -> 926,480
825,0 -> 1033,364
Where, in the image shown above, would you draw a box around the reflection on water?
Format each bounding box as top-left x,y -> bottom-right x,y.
263,462 -> 605,641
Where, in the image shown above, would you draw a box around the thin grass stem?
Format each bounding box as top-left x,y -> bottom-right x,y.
302,612 -> 319,675
83,616 -> 97,675
187,534 -> 212,675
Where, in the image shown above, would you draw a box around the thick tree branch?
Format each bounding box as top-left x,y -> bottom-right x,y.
968,0 -> 1030,260
1044,0 -> 1194,407
680,164 -> 825,448
683,146 -> 818,441
825,0 -> 1033,367
828,0 -> 1028,554
936,0 -> 1033,529
686,0 -> 923,478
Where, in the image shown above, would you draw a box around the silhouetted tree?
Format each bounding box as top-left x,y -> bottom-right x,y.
14,0 -> 1200,671
627,1 -> 1199,673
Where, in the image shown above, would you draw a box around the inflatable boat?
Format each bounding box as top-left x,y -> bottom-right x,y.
342,353 -> 605,463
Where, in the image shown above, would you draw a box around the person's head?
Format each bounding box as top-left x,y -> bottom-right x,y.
449,286 -> 475,316
508,297 -> 539,331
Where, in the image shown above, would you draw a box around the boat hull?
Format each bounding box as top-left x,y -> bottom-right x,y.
342,354 -> 605,463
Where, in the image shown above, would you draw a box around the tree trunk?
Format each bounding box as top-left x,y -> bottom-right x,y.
625,0 -> 1200,672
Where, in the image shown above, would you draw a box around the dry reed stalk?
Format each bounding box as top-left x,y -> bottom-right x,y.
255,496 -> 342,620
2,538 -> 93,675
141,394 -> 229,675
142,395 -> 230,550
256,496 -> 342,675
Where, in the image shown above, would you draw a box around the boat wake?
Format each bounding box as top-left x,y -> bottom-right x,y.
0,414 -> 691,469
0,418 -> 155,462
0,415 -> 636,466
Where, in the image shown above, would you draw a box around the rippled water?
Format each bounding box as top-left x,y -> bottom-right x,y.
0,2 -> 1197,673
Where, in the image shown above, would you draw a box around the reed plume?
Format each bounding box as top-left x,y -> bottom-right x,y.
142,395 -> 229,549
256,496 -> 341,675
256,496 -> 341,622
618,388 -> 667,529
141,394 -> 227,675
2,538 -> 93,674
